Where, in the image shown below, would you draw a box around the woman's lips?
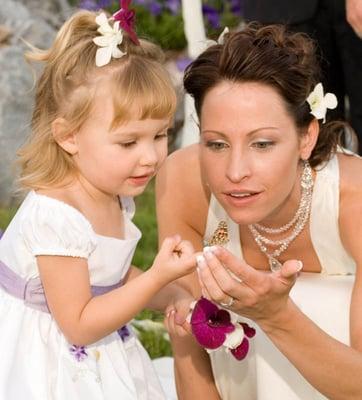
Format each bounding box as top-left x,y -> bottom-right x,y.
222,191 -> 262,206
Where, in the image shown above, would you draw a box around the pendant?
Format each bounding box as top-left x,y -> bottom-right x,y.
268,256 -> 282,272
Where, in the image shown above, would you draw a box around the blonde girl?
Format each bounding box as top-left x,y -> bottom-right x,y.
0,5 -> 195,399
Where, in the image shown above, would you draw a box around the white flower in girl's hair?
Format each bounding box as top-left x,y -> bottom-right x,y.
93,13 -> 126,67
306,83 -> 338,123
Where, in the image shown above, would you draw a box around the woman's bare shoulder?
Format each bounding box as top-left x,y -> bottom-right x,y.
338,153 -> 362,263
156,144 -> 209,235
338,152 -> 362,194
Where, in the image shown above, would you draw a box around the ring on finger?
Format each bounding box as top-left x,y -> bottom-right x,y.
220,296 -> 235,308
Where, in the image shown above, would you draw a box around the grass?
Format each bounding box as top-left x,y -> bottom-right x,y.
0,182 -> 172,359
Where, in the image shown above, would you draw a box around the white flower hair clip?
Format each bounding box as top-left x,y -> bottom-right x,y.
306,83 -> 338,123
92,1 -> 140,67
203,27 -> 230,50
93,13 -> 125,67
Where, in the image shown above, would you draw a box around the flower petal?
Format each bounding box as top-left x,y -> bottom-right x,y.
314,82 -> 324,98
95,13 -> 109,27
223,323 -> 244,349
95,46 -> 112,67
324,93 -> 338,110
190,297 -> 219,325
241,322 -> 256,338
217,27 -> 229,44
192,321 -> 227,349
112,46 -> 126,59
230,337 -> 249,360
93,36 -> 112,47
310,105 -> 327,121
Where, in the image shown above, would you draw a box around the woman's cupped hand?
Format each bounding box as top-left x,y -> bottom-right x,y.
196,246 -> 303,331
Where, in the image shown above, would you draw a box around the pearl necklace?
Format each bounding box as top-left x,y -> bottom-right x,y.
248,161 -> 313,272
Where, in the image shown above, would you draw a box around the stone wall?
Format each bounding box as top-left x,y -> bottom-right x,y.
0,0 -> 71,206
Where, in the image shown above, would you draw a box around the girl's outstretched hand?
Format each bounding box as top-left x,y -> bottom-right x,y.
196,246 -> 303,331
151,235 -> 197,285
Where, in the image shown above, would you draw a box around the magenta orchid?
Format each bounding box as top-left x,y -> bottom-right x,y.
190,297 -> 256,361
113,0 -> 140,45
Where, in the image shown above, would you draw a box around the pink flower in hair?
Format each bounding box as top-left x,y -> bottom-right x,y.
113,0 -> 140,45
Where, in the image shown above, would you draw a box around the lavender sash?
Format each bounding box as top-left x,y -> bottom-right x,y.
0,259 -> 130,340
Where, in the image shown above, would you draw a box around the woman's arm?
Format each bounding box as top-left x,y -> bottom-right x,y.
156,144 -> 221,399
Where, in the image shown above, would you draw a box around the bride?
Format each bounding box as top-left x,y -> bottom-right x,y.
156,24 -> 362,399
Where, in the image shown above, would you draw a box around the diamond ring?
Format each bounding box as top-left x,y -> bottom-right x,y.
220,296 -> 235,307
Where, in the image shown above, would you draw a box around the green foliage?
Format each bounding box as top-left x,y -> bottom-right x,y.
0,208 -> 17,231
133,179 -> 158,271
133,6 -> 187,51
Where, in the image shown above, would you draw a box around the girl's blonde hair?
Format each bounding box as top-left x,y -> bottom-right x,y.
18,10 -> 177,190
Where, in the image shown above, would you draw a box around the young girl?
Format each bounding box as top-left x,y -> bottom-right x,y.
0,7 -> 196,400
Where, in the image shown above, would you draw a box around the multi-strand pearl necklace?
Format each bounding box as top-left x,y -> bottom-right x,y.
248,161 -> 314,272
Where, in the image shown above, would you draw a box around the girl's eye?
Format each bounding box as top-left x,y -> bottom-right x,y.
120,141 -> 136,148
155,133 -> 168,140
206,141 -> 228,151
252,141 -> 275,149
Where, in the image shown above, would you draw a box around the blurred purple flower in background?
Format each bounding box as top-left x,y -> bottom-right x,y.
164,0 -> 180,15
175,56 -> 192,72
202,4 -> 220,29
79,0 -> 113,10
149,2 -> 162,15
0,229 -> 3,240
230,0 -> 241,15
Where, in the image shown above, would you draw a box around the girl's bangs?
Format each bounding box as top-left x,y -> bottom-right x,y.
110,61 -> 176,127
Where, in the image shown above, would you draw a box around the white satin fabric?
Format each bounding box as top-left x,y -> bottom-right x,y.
0,191 -> 166,400
205,154 -> 356,400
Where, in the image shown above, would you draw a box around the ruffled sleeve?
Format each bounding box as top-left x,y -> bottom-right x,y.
20,194 -> 97,258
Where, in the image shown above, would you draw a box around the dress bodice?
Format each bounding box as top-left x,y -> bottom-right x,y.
0,191 -> 141,286
204,154 -> 356,400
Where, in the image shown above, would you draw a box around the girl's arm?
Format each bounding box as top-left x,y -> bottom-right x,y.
37,235 -> 196,346
156,145 -> 222,400
125,266 -> 196,324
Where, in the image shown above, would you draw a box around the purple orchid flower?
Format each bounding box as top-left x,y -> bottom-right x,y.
230,322 -> 256,360
0,229 -> 3,240
69,345 -> 88,361
191,297 -> 235,349
113,0 -> 140,45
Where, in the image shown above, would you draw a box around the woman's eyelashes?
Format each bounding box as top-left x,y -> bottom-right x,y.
251,140 -> 275,150
205,139 -> 275,152
205,140 -> 229,151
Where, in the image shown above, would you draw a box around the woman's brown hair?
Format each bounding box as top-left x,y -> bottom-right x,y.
184,23 -> 349,167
